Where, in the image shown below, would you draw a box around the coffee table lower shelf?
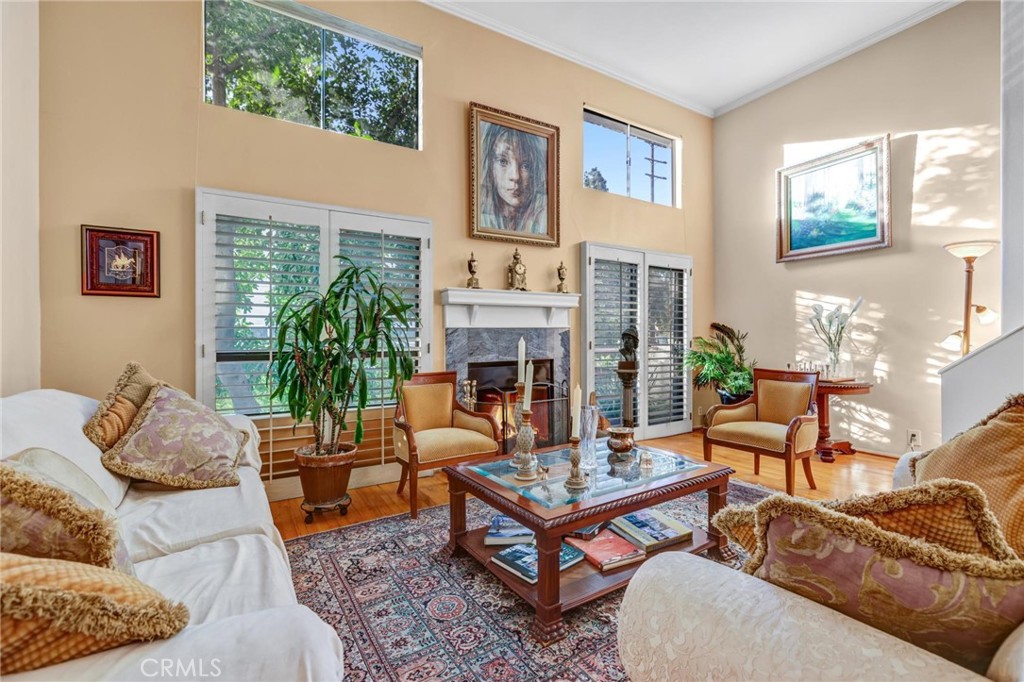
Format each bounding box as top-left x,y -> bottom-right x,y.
457,525 -> 715,613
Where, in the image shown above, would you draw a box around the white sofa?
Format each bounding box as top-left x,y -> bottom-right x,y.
618,453 -> 1024,682
1,389 -> 344,681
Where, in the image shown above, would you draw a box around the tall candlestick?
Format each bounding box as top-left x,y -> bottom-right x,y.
571,383 -> 582,438
523,361 -> 533,410
517,337 -> 526,383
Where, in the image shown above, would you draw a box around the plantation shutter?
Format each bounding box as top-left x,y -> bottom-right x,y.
645,259 -> 692,436
212,214 -> 322,416
590,258 -> 640,426
337,228 -> 424,406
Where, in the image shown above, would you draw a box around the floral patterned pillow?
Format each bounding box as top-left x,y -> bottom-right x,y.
747,495 -> 1024,674
101,385 -> 248,490
0,462 -> 133,574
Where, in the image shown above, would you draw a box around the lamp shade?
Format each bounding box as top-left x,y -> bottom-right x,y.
940,330 -> 964,351
974,305 -> 999,325
943,240 -> 1000,260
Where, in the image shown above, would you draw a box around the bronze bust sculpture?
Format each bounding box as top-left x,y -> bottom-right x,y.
507,249 -> 528,291
619,325 -> 639,364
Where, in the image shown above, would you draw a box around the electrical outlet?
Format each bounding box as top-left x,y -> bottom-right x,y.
907,429 -> 923,451
697,406 -> 706,416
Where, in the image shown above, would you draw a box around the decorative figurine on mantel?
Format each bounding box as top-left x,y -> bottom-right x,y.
466,252 -> 481,289
617,325 -> 639,429
507,249 -> 528,291
555,261 -> 568,293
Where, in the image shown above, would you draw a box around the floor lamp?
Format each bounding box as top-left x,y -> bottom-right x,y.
942,240 -> 1000,356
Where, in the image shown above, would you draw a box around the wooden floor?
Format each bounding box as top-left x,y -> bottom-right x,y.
270,431 -> 896,541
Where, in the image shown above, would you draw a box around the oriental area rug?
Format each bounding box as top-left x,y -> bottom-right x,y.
286,480 -> 773,682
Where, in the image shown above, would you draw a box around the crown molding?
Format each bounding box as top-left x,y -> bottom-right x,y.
713,0 -> 962,117
420,0 -> 716,118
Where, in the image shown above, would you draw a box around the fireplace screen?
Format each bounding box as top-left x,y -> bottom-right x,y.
466,360 -> 568,454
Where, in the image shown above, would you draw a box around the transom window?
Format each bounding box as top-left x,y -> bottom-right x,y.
204,0 -> 421,150
583,109 -> 677,207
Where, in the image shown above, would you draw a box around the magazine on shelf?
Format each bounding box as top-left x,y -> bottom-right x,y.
564,529 -> 646,571
490,543 -> 585,583
610,509 -> 693,552
484,514 -> 535,545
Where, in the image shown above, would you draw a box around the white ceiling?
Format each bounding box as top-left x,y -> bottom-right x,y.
424,0 -> 960,117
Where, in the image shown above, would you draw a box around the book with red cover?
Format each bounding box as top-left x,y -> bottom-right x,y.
565,528 -> 646,571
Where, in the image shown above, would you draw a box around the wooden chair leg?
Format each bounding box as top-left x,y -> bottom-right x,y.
703,439 -> 713,462
785,456 -> 796,496
409,460 -> 419,520
397,461 -> 409,495
802,456 -> 817,490
754,453 -> 760,475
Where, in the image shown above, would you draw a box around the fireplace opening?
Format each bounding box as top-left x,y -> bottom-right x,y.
466,360 -> 567,454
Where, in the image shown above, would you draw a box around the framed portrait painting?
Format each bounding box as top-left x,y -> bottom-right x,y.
81,225 -> 160,297
776,134 -> 891,262
470,102 -> 560,247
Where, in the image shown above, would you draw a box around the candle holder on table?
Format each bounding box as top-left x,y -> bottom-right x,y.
513,408 -> 538,481
513,381 -> 525,434
564,435 -> 588,491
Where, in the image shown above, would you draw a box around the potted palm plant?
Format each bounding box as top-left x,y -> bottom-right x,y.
683,323 -> 756,404
270,256 -> 415,523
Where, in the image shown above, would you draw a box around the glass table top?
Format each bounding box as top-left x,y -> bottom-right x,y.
468,440 -> 705,510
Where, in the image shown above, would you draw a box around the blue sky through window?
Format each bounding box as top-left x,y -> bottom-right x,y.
583,110 -> 674,207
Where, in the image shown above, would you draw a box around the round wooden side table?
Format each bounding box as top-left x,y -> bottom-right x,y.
816,381 -> 873,462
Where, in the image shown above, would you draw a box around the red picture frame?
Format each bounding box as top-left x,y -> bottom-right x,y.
81,225 -> 160,297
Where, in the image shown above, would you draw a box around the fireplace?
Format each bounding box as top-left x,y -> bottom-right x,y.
467,360 -> 567,454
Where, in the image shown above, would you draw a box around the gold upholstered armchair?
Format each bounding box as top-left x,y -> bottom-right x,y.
394,371 -> 501,518
703,368 -> 819,496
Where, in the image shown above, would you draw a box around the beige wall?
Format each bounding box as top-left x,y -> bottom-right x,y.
38,0 -> 715,418
714,1 -> 1002,455
1,0 -> 42,397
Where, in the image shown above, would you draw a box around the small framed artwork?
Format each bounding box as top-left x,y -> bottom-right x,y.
81,225 -> 160,297
470,102 -> 560,247
777,134 -> 891,262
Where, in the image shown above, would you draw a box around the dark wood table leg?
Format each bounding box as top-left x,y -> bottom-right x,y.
706,479 -> 737,562
531,532 -> 566,644
445,480 -> 467,558
815,392 -> 836,463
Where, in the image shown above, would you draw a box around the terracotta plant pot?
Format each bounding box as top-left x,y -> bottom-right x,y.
294,443 -> 357,523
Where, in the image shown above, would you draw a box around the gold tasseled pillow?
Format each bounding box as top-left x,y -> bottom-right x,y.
0,553 -> 188,674
713,479 -> 1016,560
83,363 -> 162,451
912,394 -> 1024,558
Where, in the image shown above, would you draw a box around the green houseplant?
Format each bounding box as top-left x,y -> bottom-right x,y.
683,322 -> 756,404
270,256 -> 415,522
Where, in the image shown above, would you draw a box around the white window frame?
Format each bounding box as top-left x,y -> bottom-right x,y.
581,242 -> 693,439
194,187 -> 434,410
582,107 -> 682,208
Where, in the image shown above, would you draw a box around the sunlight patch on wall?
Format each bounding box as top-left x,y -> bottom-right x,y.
911,124 -> 1000,228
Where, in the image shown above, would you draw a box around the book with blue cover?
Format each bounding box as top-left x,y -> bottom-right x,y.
484,514 -> 535,545
610,509 -> 693,552
490,543 -> 585,583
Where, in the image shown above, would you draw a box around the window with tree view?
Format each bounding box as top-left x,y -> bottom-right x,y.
204,0 -> 421,149
583,110 -> 676,207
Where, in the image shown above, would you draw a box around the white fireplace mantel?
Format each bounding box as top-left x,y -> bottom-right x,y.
441,288 -> 580,329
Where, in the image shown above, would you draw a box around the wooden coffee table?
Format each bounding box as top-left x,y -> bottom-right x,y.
443,442 -> 735,644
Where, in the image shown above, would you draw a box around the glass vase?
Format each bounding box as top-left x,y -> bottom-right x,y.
579,405 -> 599,471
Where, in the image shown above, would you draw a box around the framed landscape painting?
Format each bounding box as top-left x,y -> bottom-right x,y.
470,102 -> 560,247
776,135 -> 891,262
81,225 -> 160,297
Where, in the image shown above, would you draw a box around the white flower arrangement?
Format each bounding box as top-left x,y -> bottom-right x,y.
809,297 -> 863,359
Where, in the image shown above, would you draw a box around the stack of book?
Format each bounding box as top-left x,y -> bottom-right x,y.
610,509 -> 693,552
483,514 -> 535,546
565,529 -> 645,571
490,543 -> 585,584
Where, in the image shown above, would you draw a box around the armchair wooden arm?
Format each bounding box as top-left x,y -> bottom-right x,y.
393,414 -> 418,455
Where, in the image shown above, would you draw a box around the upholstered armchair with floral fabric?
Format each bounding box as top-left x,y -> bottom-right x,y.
703,368 -> 819,496
393,372 -> 500,518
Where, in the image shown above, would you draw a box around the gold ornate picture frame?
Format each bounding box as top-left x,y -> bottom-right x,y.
777,134 -> 891,262
470,102 -> 559,247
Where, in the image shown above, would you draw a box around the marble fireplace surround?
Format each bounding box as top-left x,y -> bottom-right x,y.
441,288 -> 581,395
